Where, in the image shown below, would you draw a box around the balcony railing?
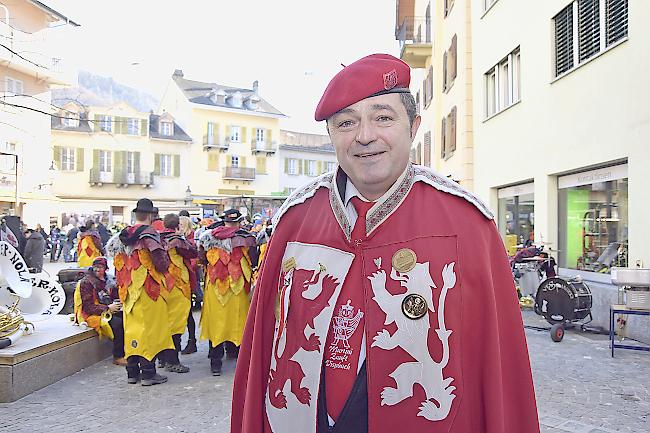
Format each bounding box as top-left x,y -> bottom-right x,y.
89,168 -> 154,187
250,140 -> 277,154
396,16 -> 432,49
203,134 -> 229,151
222,166 -> 255,181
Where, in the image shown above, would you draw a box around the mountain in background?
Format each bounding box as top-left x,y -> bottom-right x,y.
52,71 -> 159,112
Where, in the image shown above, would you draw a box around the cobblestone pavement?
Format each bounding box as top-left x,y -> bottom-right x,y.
1,289 -> 648,432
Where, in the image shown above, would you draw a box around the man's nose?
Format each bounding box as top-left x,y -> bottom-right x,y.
355,120 -> 377,145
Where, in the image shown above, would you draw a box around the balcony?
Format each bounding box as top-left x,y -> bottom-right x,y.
250,140 -> 277,155
0,21 -> 71,85
396,16 -> 432,69
222,167 -> 255,181
203,134 -> 229,151
89,168 -> 154,187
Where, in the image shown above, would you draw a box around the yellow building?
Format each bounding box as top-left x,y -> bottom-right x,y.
0,0 -> 78,226
396,0 -> 475,189
50,99 -> 192,225
159,70 -> 285,212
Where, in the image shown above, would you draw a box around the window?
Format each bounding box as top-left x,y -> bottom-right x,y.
485,47 -> 521,118
443,35 -> 457,92
126,152 -> 136,174
231,155 -> 239,168
99,115 -> 112,133
160,154 -> 172,176
497,183 -> 535,256
256,128 -> 265,144
62,114 -> 80,128
4,77 -> 23,95
0,142 -> 16,172
207,122 -> 216,145
99,150 -> 112,172
326,161 -> 336,172
423,132 -> 431,167
127,118 -> 140,135
440,107 -> 457,159
287,158 -> 297,175
61,147 -> 75,171
554,0 -> 628,78
423,66 -> 433,108
415,91 -> 421,115
160,121 -> 173,136
558,165 -> 628,273
230,126 -> 241,143
307,160 -> 316,176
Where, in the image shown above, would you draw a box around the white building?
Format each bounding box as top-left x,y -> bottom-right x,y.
472,0 -> 647,335
278,130 -> 336,195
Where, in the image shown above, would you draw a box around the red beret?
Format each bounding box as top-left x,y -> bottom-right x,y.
315,53 -> 411,121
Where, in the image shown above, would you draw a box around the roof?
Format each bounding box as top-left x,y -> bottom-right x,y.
149,114 -> 192,142
29,1 -> 80,26
172,73 -> 285,117
279,143 -> 335,154
51,113 -> 92,133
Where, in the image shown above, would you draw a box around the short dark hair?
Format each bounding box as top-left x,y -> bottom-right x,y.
179,210 -> 190,217
134,211 -> 151,222
164,213 -> 180,230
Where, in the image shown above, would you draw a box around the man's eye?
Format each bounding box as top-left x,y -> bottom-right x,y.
338,120 -> 354,128
377,115 -> 393,122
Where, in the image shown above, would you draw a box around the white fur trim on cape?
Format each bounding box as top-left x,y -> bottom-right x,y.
105,232 -> 125,257
198,229 -> 233,253
412,164 -> 494,219
271,171 -> 334,227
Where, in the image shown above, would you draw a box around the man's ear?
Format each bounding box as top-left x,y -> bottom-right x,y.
410,115 -> 422,140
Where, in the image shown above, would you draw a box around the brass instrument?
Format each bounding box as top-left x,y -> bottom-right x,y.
0,300 -> 34,339
101,309 -> 112,323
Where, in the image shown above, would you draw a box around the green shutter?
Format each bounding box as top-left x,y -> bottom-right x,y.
140,119 -> 148,136
154,153 -> 160,175
211,122 -> 219,143
134,152 -> 141,175
208,153 -> 219,171
284,158 -> 289,174
226,125 -> 231,141
173,154 -> 180,177
113,116 -> 120,134
93,149 -> 100,168
298,159 -> 303,175
240,156 -> 246,168
114,151 -> 124,181
53,146 -> 62,168
76,148 -> 84,172
267,129 -> 272,144
316,161 -> 323,175
93,114 -> 100,132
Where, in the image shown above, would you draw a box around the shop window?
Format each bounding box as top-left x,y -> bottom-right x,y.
497,187 -> 535,256
558,171 -> 628,273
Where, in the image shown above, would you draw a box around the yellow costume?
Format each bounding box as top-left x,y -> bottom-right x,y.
73,280 -> 113,339
77,232 -> 103,267
160,234 -> 196,336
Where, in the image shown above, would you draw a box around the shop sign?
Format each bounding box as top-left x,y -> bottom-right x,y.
558,164 -> 627,189
497,182 -> 535,199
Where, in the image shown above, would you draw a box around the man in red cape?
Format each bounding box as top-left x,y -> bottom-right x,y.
231,54 -> 539,433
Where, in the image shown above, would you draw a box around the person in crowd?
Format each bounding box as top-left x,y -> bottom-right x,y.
158,213 -> 197,373
97,221 -> 111,246
151,210 -> 165,232
178,214 -> 199,354
230,54 -> 539,433
23,228 -> 45,272
49,226 -> 61,262
77,220 -> 105,268
198,209 -> 256,376
62,224 -> 78,263
107,198 -> 172,386
35,223 -> 50,254
74,256 -> 125,365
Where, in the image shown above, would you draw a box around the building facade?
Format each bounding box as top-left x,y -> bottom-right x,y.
278,130 -> 336,195
472,0 -> 646,333
159,70 -> 285,213
51,100 -> 192,225
396,0 -> 475,188
0,0 -> 78,227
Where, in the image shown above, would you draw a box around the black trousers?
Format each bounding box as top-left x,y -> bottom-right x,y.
109,313 -> 125,358
187,310 -> 196,341
161,334 -> 182,365
126,355 -> 156,379
208,341 -> 238,366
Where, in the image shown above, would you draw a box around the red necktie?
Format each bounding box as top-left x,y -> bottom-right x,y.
350,197 -> 374,242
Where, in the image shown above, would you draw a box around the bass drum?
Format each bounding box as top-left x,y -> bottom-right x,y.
535,277 -> 592,324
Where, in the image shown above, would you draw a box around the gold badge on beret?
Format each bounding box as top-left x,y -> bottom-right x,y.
401,294 -> 428,320
392,248 -> 417,273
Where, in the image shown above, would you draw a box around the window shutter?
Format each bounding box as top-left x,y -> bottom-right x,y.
226,125 -> 231,141
208,153 -> 219,171
53,146 -> 62,168
298,159 -> 303,175
424,132 -> 431,167
93,114 -> 101,132
451,35 -> 458,80
256,156 -> 266,174
284,158 -> 289,174
442,51 -> 448,90
140,118 -> 148,136
240,156 -> 247,168
242,127 -> 248,144
93,149 -> 100,169
317,161 -> 323,174
134,152 -> 141,176
555,5 -> 574,76
440,118 -> 446,159
427,67 -> 433,104
267,129 -> 272,144
212,123 -> 219,144
173,154 -> 180,177
606,0 -> 628,46
76,148 -> 84,171
154,153 -> 160,175
578,0 -> 600,62
450,107 -> 457,153
226,156 -> 232,167
114,151 -> 124,180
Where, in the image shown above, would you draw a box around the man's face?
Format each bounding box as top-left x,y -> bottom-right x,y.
93,265 -> 106,279
327,93 -> 420,200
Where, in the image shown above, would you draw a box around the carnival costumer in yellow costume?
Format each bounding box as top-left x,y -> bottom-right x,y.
107,198 -> 173,386
77,220 -> 105,267
159,213 -> 197,373
199,209 -> 257,376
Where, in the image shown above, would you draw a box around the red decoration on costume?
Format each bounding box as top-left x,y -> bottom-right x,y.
128,253 -> 141,270
314,54 -> 411,121
143,274 -> 161,300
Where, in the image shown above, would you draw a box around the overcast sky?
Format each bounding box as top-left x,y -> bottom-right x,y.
47,0 -> 399,134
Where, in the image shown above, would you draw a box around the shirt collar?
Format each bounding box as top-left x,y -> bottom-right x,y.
341,165 -> 410,209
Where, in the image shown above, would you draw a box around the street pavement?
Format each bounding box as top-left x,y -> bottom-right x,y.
0,262 -> 648,432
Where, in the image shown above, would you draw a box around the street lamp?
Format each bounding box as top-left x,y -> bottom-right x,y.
184,185 -> 192,206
